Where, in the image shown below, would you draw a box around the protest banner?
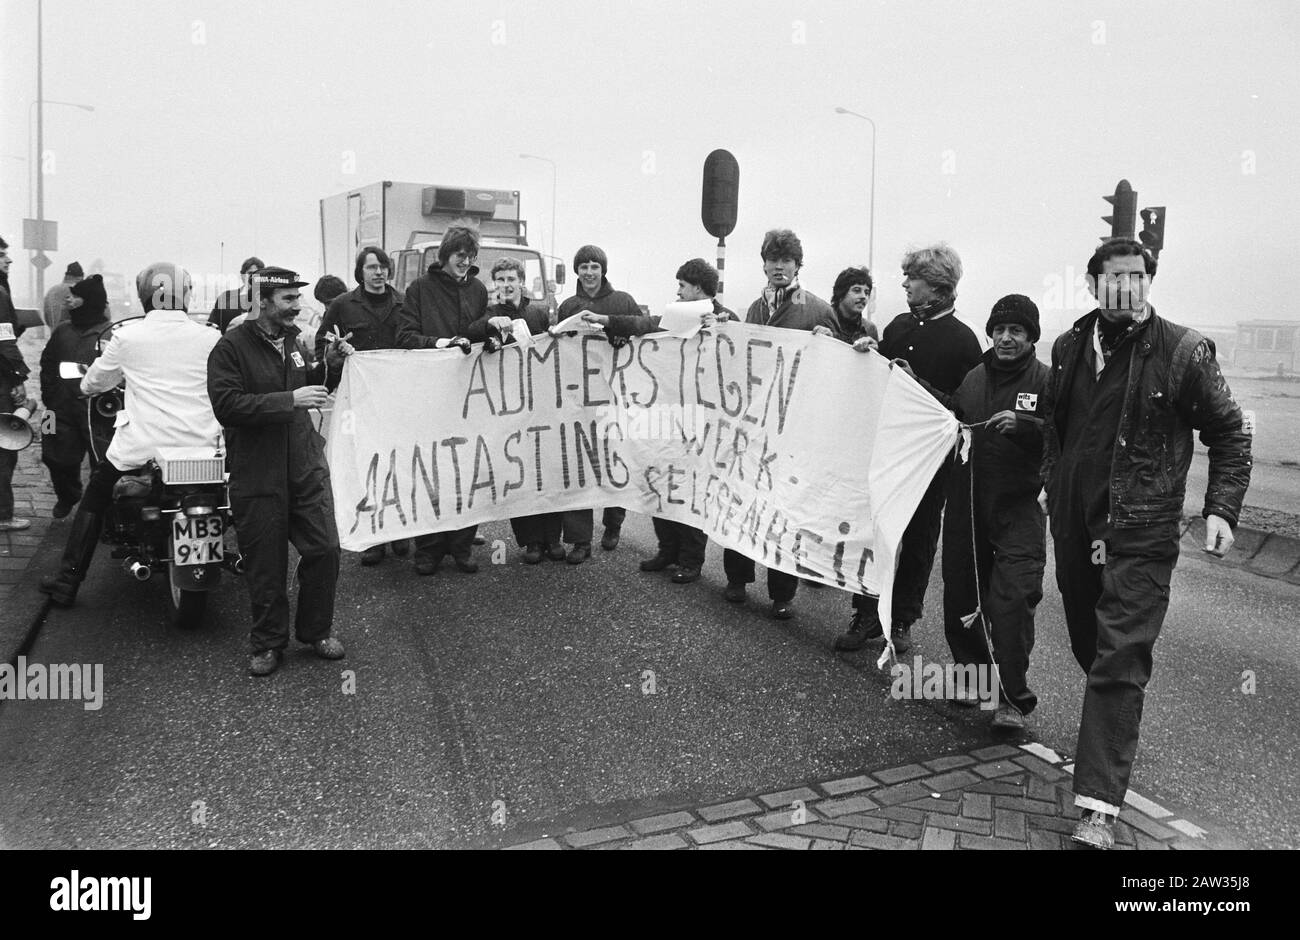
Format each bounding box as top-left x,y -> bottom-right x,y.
326,322 -> 959,637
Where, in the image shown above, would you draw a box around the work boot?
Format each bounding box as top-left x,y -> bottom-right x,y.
453,554 -> 479,574
990,703 -> 1026,732
249,649 -> 282,677
389,539 -> 411,558
833,609 -> 884,651
771,600 -> 794,620
522,544 -> 544,565
360,544 -> 385,566
600,526 -> 621,551
889,623 -> 914,656
53,498 -> 78,520
723,583 -> 747,603
310,637 -> 346,660
566,542 -> 592,565
639,553 -> 675,572
38,509 -> 103,607
413,552 -> 441,576
544,543 -> 567,562
1071,810 -> 1115,850
671,567 -> 701,584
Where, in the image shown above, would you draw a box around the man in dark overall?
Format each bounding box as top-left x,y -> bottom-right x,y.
942,295 -> 1050,730
1042,238 -> 1250,848
208,266 -> 349,677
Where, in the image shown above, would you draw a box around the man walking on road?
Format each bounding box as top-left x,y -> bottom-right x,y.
208,266 -> 350,677
209,256 -> 264,334
1042,238 -> 1251,849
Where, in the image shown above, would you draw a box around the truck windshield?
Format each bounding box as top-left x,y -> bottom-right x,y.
420,246 -> 546,301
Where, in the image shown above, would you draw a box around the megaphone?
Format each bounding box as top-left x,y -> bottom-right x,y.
0,404 -> 36,452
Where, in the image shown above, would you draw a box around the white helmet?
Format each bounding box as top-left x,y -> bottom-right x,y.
136,262 -> 193,312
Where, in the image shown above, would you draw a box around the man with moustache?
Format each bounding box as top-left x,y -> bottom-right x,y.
316,246 -> 408,567
817,265 -> 879,346
941,295 -> 1050,732
834,243 -> 981,654
1042,238 -> 1250,849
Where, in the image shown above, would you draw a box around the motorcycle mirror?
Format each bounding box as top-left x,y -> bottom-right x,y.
59,361 -> 88,380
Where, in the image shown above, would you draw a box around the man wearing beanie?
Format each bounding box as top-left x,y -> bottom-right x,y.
835,243 -> 981,654
396,222 -> 488,575
725,228 -> 836,620
44,261 -> 85,332
553,243 -> 642,563
209,256 -> 264,334
317,247 -> 408,566
0,235 -> 33,532
1042,238 -> 1249,849
39,274 -> 116,518
940,294 -> 1050,731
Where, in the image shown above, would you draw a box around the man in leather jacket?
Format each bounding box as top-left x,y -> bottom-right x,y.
1041,238 -> 1251,849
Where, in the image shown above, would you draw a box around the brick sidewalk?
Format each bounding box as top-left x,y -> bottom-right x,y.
0,443 -> 59,610
505,743 -> 1237,851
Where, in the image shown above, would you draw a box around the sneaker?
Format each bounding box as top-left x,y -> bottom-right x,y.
413,554 -> 441,576
671,567 -> 701,584
452,555 -> 479,574
990,703 -> 1026,731
639,553 -> 675,572
1071,810 -> 1115,850
522,544 -> 544,565
390,539 -> 411,558
723,583 -> 747,603
53,500 -> 77,520
833,611 -> 884,651
600,526 -> 621,551
566,542 -> 592,565
310,636 -> 346,660
889,624 -> 913,656
771,601 -> 794,620
544,543 -> 567,562
0,517 -> 31,532
249,649 -> 282,677
360,544 -> 385,566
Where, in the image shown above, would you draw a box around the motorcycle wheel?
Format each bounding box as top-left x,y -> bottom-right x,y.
168,580 -> 208,629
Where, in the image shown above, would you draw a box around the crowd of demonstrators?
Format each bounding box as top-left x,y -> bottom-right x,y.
0,235 -> 33,532
43,262 -> 85,333
396,223 -> 488,575
552,244 -> 641,563
39,273 -> 115,518
208,256 -> 264,334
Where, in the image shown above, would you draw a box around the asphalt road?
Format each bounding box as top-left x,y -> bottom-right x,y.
1,513 -> 1297,849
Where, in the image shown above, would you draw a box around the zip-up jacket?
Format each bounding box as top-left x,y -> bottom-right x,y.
395,262 -> 489,348
315,284 -> 404,363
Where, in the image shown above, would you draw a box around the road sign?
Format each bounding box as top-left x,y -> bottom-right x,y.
31,251 -> 52,271
22,218 -> 58,251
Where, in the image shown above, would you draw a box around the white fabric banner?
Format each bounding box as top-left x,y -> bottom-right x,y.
325,323 -> 959,640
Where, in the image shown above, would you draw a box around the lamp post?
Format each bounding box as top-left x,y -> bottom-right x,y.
27,99 -> 94,302
519,152 -> 557,265
834,106 -> 877,273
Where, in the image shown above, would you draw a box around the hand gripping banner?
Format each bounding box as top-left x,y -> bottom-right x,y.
326,323 -> 959,644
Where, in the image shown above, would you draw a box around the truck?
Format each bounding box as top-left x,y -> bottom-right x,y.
319,181 -> 564,321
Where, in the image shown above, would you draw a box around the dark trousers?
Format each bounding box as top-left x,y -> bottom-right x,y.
232,472 -> 340,654
652,517 -> 708,569
853,460 -> 950,626
942,491 -> 1045,716
41,409 -> 111,506
1051,472 -> 1181,809
561,507 -> 624,545
511,512 -> 562,548
0,447 -> 15,521
722,548 -> 798,602
414,525 -> 478,562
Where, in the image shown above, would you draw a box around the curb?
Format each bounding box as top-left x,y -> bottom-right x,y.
1181,517 -> 1300,586
0,525 -> 59,670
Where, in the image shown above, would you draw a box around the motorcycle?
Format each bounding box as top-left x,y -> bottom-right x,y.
58,319 -> 241,628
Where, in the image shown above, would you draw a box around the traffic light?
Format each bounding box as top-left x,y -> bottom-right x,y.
1102,179 -> 1137,241
1139,206 -> 1166,258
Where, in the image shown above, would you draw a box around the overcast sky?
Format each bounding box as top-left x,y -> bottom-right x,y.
2,0 -> 1296,336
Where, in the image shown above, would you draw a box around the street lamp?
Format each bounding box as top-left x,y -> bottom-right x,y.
834,106 -> 877,273
519,153 -> 557,266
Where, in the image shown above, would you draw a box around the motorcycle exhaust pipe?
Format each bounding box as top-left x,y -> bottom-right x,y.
124,558 -> 153,582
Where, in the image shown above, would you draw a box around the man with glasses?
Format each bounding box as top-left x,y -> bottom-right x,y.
1041,238 -> 1251,848
317,246 -> 408,567
395,222 -> 486,576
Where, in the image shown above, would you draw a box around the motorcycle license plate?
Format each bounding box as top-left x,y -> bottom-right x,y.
172,515 -> 224,566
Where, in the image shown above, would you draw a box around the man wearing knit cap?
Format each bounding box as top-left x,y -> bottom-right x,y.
316,247 -> 408,566
940,294 -> 1050,731
44,261 -> 85,332
553,243 -> 642,563
835,243 -> 981,654
1042,238 -> 1250,849
209,256 -> 264,334
39,274 -> 116,517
